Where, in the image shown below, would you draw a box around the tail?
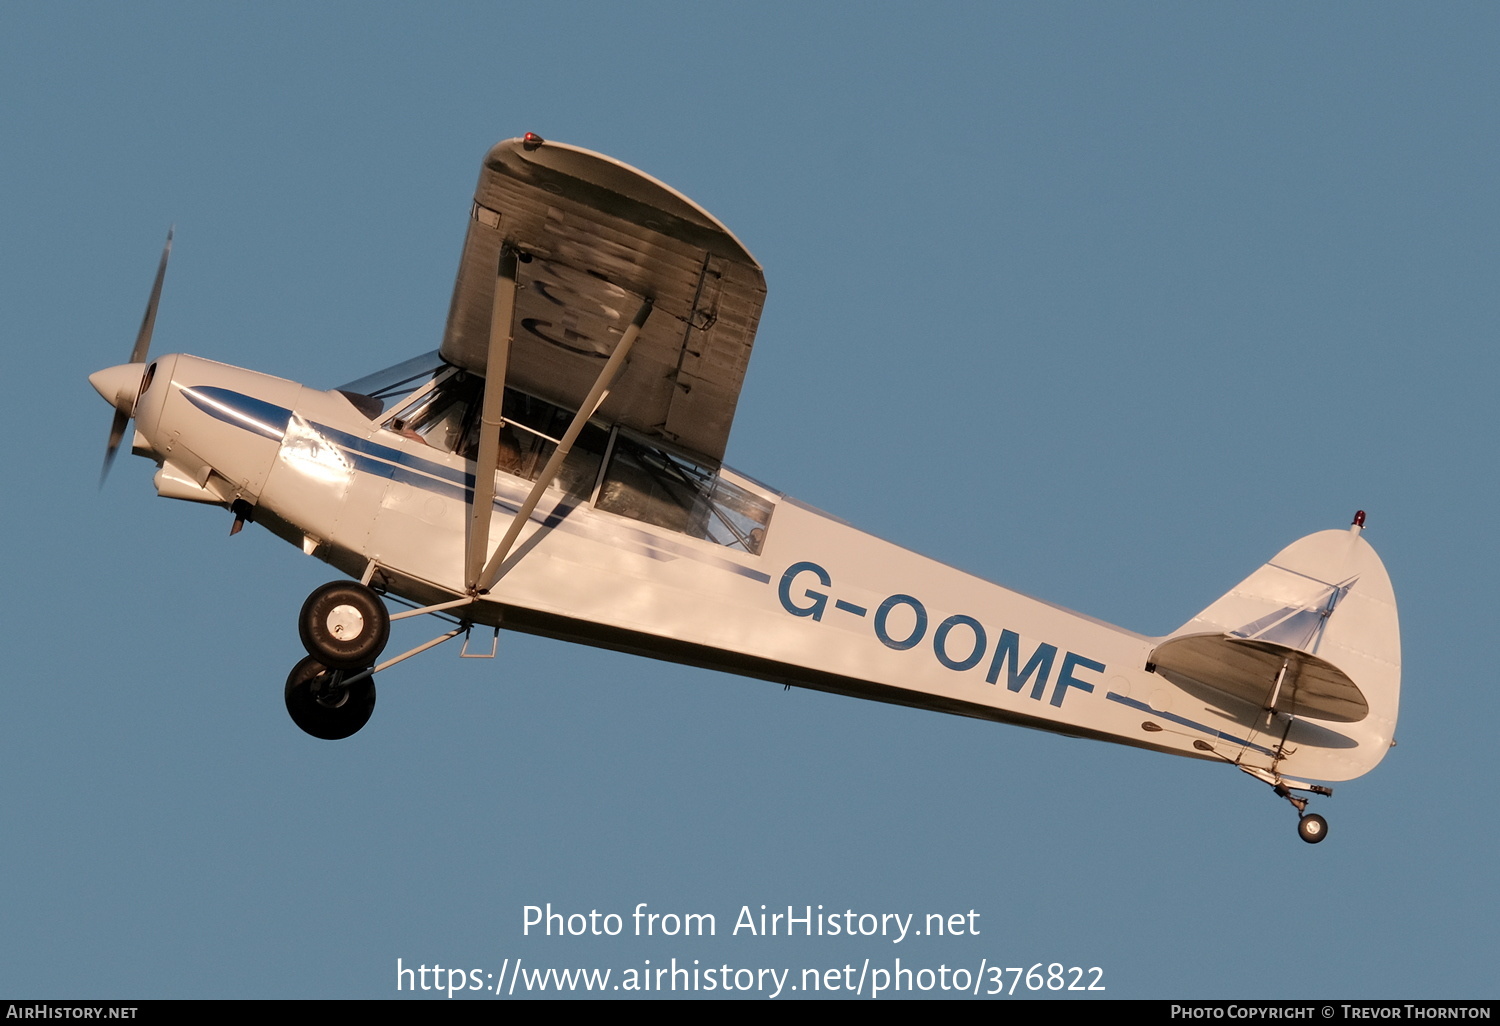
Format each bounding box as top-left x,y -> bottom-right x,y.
1149,514 -> 1400,781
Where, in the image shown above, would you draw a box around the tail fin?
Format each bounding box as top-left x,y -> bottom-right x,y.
1152,518 -> 1400,779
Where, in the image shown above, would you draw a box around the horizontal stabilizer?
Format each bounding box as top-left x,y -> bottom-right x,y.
1153,525 -> 1399,742
1150,634 -> 1368,722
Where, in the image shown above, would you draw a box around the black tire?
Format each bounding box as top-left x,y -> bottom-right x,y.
284,656 -> 376,740
1297,813 -> 1329,844
299,581 -> 390,670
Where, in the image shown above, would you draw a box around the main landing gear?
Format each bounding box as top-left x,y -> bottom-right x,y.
286,581 -> 391,740
282,578 -> 480,739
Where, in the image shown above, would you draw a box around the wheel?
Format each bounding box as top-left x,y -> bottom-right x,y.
299,581 -> 390,670
284,656 -> 376,740
1297,813 -> 1329,844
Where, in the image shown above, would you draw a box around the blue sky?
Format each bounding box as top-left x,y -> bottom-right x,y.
2,2 -> 1496,999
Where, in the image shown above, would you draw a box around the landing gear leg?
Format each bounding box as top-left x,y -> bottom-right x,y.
282,586 -> 476,739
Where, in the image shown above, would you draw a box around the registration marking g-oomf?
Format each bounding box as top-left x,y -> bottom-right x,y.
777,561 -> 1107,709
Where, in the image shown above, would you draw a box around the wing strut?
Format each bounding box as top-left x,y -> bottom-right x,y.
474,297 -> 654,593
465,245 -> 518,592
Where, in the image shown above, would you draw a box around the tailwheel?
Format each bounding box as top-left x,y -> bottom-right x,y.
1297,813 -> 1329,844
284,656 -> 376,740
1251,773 -> 1335,845
299,581 -> 390,670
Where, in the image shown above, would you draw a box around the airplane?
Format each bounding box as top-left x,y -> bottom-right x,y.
92,134 -> 1399,844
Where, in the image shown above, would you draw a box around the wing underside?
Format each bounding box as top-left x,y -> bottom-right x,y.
439,138 -> 767,465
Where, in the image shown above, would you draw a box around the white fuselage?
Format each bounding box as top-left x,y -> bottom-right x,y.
124,352 -> 1395,783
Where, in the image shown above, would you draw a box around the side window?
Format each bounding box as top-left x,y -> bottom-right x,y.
596,434 -> 708,534
389,373 -> 483,455
494,390 -> 608,496
386,378 -> 606,497
703,475 -> 774,554
377,372 -> 775,551
596,435 -> 773,554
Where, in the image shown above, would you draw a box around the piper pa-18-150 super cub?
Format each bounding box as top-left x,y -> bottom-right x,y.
92,134 -> 1399,843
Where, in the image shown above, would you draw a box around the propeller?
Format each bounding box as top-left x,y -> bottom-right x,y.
96,228 -> 172,484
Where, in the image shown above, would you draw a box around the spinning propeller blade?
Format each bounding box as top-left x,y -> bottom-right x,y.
99,229 -> 172,484
131,227 -> 171,364
101,409 -> 131,485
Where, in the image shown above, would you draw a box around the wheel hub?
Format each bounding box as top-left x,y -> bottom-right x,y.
325,604 -> 365,640
315,687 -> 351,710
310,673 -> 351,709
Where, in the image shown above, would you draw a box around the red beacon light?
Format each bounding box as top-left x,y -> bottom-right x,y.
1352,510 -> 1366,528
522,132 -> 545,151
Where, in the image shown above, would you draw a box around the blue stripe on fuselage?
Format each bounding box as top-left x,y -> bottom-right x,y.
181,386 -> 292,442
186,387 -> 771,584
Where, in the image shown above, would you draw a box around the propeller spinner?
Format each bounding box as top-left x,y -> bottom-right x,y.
93,229 -> 172,484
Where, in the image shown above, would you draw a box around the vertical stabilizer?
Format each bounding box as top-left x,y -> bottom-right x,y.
1153,520 -> 1400,780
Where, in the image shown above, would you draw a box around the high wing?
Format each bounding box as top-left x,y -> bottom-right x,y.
439,136 -> 767,466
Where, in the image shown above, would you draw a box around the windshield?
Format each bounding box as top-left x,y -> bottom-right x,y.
336,351 -> 447,418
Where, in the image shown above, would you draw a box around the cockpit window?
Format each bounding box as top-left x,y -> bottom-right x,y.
597,435 -> 774,554
336,351 -> 447,418
365,360 -> 776,553
389,372 -> 482,454
382,372 -> 608,498
497,390 -> 610,496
